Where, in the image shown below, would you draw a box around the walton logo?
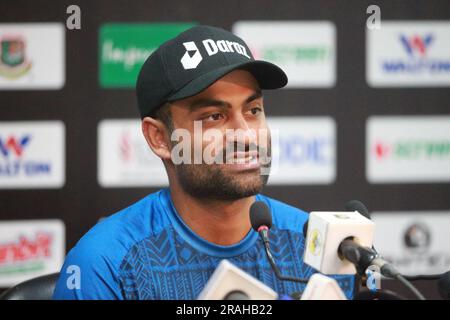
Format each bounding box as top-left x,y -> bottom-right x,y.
0,135 -> 31,158
0,134 -> 53,177
400,34 -> 433,58
382,33 -> 450,74
180,39 -> 251,70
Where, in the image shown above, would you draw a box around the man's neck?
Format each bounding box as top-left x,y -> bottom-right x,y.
169,184 -> 255,246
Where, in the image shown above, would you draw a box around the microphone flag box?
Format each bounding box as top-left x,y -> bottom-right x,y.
301,273 -> 347,300
197,259 -> 278,300
304,211 -> 375,275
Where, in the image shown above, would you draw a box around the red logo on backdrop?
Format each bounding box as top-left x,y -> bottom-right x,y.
374,141 -> 391,160
0,232 -> 52,265
400,34 -> 433,58
119,131 -> 132,163
0,135 -> 31,158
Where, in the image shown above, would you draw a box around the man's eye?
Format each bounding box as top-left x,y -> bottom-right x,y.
204,113 -> 223,121
249,107 -> 262,116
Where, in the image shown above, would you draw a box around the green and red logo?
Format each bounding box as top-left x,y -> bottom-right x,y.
0,232 -> 52,275
0,35 -> 32,79
374,140 -> 450,160
252,45 -> 331,64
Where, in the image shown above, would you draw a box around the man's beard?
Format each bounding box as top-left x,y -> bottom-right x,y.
174,144 -> 271,201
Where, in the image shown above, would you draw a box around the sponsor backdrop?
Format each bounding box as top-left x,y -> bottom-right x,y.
1,0 -> 449,298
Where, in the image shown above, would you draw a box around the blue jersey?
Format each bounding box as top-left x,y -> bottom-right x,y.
53,188 -> 355,299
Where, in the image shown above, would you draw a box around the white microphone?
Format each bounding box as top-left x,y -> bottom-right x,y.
300,273 -> 347,300
303,211 -> 375,275
197,259 -> 278,300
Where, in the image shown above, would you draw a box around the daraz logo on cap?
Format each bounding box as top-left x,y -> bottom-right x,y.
180,41 -> 202,69
180,38 -> 251,70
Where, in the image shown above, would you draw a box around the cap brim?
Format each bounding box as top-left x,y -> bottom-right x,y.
167,60 -> 288,102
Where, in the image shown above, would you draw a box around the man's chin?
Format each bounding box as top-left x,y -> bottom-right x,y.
225,173 -> 268,196
175,163 -> 270,201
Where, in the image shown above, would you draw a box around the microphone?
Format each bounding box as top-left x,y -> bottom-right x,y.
345,200 -> 379,259
345,200 -> 370,219
300,273 -> 347,300
303,210 -> 375,275
223,290 -> 250,300
249,201 -> 308,284
301,200 -> 370,245
249,201 -> 272,247
343,200 -> 376,295
342,201 -> 397,277
303,207 -> 426,300
338,238 -> 400,278
301,200 -> 369,239
197,259 -> 277,300
303,202 -> 397,278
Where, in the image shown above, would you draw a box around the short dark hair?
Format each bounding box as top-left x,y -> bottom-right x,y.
151,102 -> 174,134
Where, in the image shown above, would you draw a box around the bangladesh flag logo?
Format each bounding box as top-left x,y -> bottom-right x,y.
0,35 -> 32,79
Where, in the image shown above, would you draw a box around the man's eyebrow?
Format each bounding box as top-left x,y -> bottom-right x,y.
188,98 -> 229,111
246,89 -> 263,104
188,89 -> 263,112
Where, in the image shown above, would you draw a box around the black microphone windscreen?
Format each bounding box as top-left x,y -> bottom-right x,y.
249,201 -> 272,231
346,200 -> 370,219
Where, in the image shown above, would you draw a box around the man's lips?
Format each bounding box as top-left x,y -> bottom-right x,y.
222,150 -> 260,170
225,150 -> 258,163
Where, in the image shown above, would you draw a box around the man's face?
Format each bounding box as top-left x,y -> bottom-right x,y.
167,69 -> 271,201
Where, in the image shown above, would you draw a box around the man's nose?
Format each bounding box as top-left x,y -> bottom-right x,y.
226,113 -> 257,146
229,112 -> 250,130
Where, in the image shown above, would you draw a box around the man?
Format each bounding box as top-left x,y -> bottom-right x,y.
53,25 -> 354,299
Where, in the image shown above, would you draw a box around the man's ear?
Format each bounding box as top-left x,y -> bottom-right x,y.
142,117 -> 171,160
